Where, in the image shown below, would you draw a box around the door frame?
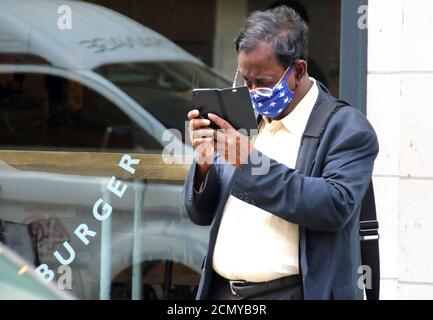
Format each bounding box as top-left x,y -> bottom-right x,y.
339,0 -> 368,114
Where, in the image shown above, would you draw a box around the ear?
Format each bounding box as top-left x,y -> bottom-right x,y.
294,60 -> 308,81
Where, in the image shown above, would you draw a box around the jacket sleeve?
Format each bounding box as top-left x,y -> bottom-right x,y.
182,156 -> 221,226
233,108 -> 379,232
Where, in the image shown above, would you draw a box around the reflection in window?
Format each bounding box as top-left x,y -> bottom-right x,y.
0,73 -> 162,152
0,53 -> 50,65
0,69 -> 209,300
95,61 -> 231,142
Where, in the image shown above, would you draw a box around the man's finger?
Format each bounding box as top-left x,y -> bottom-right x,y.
192,118 -> 211,130
208,113 -> 233,130
187,109 -> 200,120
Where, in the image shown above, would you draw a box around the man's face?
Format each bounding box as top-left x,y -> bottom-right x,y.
237,41 -> 296,92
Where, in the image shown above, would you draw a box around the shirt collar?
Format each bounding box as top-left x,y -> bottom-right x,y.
279,77 -> 319,135
260,78 -> 319,135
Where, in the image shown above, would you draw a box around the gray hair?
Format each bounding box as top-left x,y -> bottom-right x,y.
234,5 -> 309,68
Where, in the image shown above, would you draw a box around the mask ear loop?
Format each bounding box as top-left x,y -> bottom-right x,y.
232,66 -> 239,88
272,64 -> 295,89
287,64 -> 297,94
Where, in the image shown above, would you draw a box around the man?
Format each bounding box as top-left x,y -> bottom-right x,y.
183,6 -> 379,300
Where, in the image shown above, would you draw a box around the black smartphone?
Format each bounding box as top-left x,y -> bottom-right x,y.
192,86 -> 258,135
192,88 -> 221,130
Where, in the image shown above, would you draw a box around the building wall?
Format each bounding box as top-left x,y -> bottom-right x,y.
367,0 -> 433,299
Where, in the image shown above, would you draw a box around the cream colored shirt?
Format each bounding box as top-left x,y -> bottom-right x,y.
212,78 -> 319,282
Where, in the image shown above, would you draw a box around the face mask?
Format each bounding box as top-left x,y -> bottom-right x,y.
247,65 -> 295,119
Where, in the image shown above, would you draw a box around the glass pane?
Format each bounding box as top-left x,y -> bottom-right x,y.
0,71 -> 208,300
95,61 -> 231,142
0,73 -> 162,152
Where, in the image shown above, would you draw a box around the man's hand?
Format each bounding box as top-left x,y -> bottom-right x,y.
187,109 -> 215,188
208,113 -> 253,169
187,109 -> 253,188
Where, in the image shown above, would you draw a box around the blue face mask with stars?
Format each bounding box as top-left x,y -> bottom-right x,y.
249,65 -> 295,119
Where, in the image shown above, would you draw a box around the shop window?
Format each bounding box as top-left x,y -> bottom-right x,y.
0,72 -> 162,152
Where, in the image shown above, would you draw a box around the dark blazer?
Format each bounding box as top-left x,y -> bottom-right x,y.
182,83 -> 379,300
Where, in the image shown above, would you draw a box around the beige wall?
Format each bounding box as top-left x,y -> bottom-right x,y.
367,0 -> 433,300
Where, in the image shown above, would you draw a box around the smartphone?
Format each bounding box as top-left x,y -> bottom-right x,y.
192,86 -> 258,135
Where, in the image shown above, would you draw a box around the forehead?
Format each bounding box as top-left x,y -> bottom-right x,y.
237,42 -> 283,78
